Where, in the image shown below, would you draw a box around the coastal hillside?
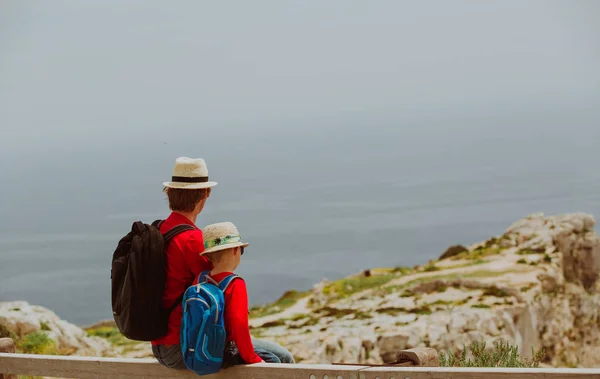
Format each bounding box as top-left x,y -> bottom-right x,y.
1,212 -> 599,368
248,212 -> 600,367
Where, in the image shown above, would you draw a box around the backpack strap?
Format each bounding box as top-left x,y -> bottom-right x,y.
197,270 -> 212,284
163,224 -> 196,245
218,274 -> 240,292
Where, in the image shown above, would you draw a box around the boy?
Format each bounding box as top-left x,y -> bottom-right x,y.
151,157 -> 217,369
198,221 -> 293,366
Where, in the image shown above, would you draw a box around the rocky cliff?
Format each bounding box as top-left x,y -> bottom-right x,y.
248,213 -> 600,367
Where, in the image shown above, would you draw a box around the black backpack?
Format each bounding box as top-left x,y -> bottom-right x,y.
111,219 -> 195,341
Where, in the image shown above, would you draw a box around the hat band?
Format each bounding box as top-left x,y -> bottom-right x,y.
171,176 -> 209,183
204,234 -> 242,250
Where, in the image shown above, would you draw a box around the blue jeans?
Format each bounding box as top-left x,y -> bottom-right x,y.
252,338 -> 295,364
222,341 -> 281,368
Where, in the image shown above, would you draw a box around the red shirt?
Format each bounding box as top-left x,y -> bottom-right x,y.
151,212 -> 212,346
196,272 -> 261,364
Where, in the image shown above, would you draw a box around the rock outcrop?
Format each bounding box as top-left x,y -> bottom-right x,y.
249,213 -> 600,367
0,301 -> 113,356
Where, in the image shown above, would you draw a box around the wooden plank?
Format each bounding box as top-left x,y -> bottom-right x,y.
3,353 -> 600,379
357,366 -> 600,379
0,353 -> 367,379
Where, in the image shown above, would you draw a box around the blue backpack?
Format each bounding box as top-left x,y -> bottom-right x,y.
180,271 -> 239,375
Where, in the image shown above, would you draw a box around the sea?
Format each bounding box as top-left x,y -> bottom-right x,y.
1,102 -> 600,325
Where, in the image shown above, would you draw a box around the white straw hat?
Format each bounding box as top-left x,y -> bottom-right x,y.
162,157 -> 218,189
201,222 -> 249,255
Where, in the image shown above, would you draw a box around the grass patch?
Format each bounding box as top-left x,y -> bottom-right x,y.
544,254 -> 552,263
87,326 -> 137,348
471,304 -> 491,309
455,296 -> 473,306
424,265 -> 440,272
40,321 -> 51,331
289,314 -> 307,322
440,340 -> 545,367
249,290 -> 309,319
353,311 -> 373,320
520,284 -> 536,292
453,246 -> 503,261
19,331 -> 56,354
517,248 -> 545,255
322,273 -> 397,299
376,305 -> 432,315
430,299 -> 453,306
316,306 -> 355,318
10,308 -> 21,312
384,269 -> 515,296
393,266 -> 413,274
482,286 -> 511,298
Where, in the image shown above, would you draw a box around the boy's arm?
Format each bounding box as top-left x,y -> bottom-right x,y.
226,279 -> 262,364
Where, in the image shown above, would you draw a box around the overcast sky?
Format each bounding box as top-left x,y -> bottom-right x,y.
1,1 -> 599,145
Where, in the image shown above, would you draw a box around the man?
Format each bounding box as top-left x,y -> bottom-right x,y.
151,157 -> 217,369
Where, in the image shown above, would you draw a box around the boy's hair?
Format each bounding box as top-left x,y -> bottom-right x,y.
205,247 -> 237,264
164,187 -> 211,212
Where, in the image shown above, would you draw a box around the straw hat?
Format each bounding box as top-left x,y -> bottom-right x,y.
162,157 -> 217,189
201,222 -> 249,255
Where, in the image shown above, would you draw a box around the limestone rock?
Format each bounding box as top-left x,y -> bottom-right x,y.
253,213 -> 600,367
0,301 -> 112,357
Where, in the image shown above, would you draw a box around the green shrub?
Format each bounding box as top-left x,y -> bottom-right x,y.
40,322 -> 51,331
322,274 -> 397,299
393,266 -> 413,274
482,286 -> 510,297
19,332 -> 56,354
440,340 -> 545,367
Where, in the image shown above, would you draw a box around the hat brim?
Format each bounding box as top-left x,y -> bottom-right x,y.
201,242 -> 249,255
163,181 -> 218,189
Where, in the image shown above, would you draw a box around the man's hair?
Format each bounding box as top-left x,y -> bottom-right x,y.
164,187 -> 211,212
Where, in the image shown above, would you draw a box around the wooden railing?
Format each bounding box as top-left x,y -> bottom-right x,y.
2,339 -> 600,379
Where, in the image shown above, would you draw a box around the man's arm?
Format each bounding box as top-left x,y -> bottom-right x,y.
183,232 -> 212,276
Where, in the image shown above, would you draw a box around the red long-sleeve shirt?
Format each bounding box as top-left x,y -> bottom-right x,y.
151,212 -> 213,346
196,272 -> 261,364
